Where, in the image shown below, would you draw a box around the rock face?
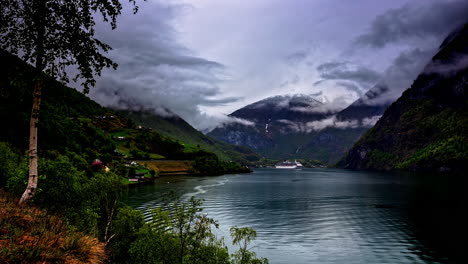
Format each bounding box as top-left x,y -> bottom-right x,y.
339,23 -> 468,172
208,94 -> 388,163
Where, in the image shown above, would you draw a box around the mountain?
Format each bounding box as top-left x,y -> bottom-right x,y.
209,94 -> 327,160
115,109 -> 261,164
208,94 -> 387,163
339,23 -> 468,172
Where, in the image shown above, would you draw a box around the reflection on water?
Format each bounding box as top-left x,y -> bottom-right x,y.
126,168 -> 467,264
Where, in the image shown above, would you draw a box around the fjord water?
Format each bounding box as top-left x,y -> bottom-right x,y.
127,169 -> 466,264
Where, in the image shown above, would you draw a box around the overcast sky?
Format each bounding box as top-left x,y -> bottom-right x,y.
86,0 -> 468,131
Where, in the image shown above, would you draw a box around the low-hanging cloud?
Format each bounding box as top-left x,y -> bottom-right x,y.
276,115 -> 381,133
306,116 -> 359,131
361,48 -> 435,105
87,0 -> 241,130
424,53 -> 468,76
193,113 -> 255,134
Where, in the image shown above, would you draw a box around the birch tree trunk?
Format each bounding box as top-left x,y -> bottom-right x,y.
19,79 -> 42,205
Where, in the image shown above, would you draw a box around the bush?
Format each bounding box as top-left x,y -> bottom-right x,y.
128,197 -> 267,264
0,142 -> 28,193
108,206 -> 145,263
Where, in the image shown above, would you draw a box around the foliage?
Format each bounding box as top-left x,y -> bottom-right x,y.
367,150 -> 397,169
0,0 -> 140,91
108,206 -> 145,263
396,136 -> 468,170
128,197 -> 267,264
129,197 -> 230,264
0,142 -> 27,191
192,154 -> 252,176
230,227 -> 268,264
0,51 -> 115,161
85,172 -> 127,240
1,153 -> 127,237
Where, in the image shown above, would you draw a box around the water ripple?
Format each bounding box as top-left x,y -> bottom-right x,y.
127,169 -> 465,264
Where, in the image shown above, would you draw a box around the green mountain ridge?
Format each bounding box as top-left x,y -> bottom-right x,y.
115,109 -> 262,164
0,49 -> 251,175
338,23 -> 468,172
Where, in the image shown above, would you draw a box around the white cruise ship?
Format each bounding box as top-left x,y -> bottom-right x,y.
275,161 -> 297,169
275,160 -> 304,169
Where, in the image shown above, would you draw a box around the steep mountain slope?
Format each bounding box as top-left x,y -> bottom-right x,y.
116,109 -> 261,164
0,50 -> 113,160
339,23 -> 468,172
208,94 -> 386,163
0,50 -> 257,171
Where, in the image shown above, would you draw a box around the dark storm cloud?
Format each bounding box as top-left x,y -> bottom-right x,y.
87,0 -> 242,130
356,0 -> 468,48
314,61 -> 381,96
316,62 -> 381,85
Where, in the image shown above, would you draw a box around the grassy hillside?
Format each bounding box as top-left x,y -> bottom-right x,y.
117,110 -> 262,164
0,190 -> 106,263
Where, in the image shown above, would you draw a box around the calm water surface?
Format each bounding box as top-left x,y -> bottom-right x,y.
127,168 -> 466,264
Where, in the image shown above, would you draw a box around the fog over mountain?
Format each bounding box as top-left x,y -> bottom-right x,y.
74,0 -> 468,131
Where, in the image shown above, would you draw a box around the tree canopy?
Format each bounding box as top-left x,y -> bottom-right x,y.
0,0 -> 139,91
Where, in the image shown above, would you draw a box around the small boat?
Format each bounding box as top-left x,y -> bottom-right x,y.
275,161 -> 297,169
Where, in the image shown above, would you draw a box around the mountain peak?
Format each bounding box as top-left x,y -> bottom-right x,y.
242,94 -> 324,111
